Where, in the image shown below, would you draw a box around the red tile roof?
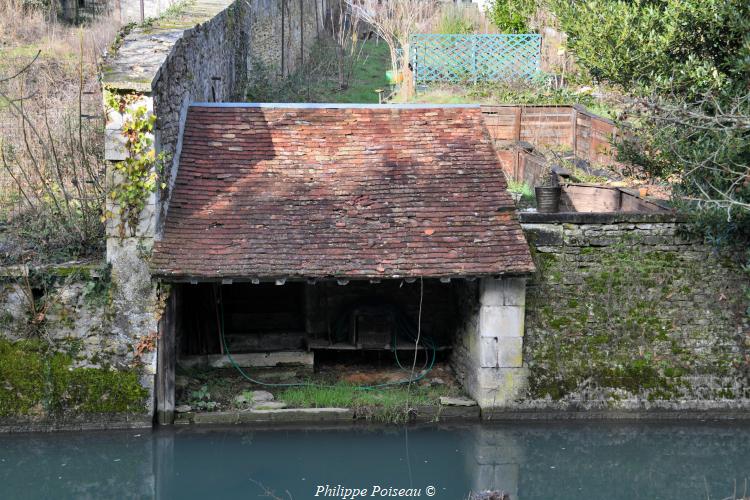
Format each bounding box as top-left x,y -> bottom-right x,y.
151,104 -> 534,280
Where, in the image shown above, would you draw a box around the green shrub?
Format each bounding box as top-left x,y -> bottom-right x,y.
549,0 -> 750,96
487,0 -> 537,33
507,180 -> 535,201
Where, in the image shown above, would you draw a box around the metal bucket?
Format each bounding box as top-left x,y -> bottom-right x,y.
535,186 -> 561,213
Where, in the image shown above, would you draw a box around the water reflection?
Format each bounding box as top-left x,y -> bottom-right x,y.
0,422 -> 748,499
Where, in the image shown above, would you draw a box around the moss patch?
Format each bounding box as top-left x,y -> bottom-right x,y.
0,339 -> 147,418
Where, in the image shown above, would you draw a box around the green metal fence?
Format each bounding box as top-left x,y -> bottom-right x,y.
410,34 -> 542,84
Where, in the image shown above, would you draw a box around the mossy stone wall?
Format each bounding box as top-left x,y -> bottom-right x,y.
522,220 -> 749,409
0,265 -> 152,428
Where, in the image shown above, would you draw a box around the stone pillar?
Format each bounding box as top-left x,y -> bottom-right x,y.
104,92 -> 160,418
453,277 -> 529,411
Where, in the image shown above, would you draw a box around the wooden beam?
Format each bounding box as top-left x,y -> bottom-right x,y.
156,286 -> 179,426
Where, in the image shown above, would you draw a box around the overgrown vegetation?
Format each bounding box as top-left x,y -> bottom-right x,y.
0,339 -> 147,417
102,95 -> 165,238
0,0 -> 118,263
431,4 -> 486,35
487,0 -> 536,33
246,39 -> 391,104
507,179 -> 535,206
483,0 -> 750,264
177,364 -> 463,424
410,78 -> 599,107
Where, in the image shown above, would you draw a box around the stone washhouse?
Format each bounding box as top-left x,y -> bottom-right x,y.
149,103 -> 535,423
96,0 -> 748,427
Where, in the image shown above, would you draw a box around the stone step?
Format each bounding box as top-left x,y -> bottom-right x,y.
179,408 -> 354,425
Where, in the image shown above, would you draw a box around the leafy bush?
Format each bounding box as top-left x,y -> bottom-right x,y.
549,0 -> 750,96
547,0 -> 750,253
465,79 -> 599,106
487,0 -> 537,33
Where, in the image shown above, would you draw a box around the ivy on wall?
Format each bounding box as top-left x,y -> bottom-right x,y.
104,89 -> 166,238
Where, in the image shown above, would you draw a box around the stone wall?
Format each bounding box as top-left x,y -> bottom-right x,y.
519,213 -> 750,411
249,0 -> 324,79
0,264 -> 152,429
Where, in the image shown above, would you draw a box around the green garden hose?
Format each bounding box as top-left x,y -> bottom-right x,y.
216,284 -> 436,391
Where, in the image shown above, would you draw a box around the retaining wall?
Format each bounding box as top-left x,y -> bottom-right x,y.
517,212 -> 750,412
0,264 -> 152,430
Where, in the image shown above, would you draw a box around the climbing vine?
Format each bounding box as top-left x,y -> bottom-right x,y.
104,89 -> 166,238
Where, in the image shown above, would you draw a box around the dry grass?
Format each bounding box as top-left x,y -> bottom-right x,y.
0,1 -> 121,262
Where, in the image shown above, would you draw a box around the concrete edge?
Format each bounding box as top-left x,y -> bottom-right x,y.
173,405 -> 482,426
480,409 -> 750,421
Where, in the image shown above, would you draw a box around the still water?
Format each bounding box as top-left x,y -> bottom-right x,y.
1,422 -> 749,500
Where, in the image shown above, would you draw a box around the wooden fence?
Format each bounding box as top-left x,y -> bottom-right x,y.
480,104 -> 619,183
410,34 -> 542,84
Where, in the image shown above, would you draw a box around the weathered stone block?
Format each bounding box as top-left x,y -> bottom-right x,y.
480,338 -> 498,368
479,305 -> 525,338
479,277 -> 526,306
473,367 -> 529,409
522,223 -> 563,246
498,337 -> 523,368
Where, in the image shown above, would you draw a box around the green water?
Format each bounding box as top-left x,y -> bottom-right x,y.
0,422 -> 748,499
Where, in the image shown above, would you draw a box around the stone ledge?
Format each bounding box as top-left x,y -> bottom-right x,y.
412,405 -> 481,423
178,351 -> 314,369
519,212 -> 684,224
178,408 -> 354,425
479,407 -> 750,421
0,416 -> 152,433
175,406 -> 484,426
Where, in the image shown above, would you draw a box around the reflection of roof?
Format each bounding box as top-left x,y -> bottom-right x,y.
151,104 -> 534,281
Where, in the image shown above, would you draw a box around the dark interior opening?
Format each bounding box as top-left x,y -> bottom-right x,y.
178,279 -> 465,356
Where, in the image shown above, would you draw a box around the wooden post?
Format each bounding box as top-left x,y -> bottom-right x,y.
281,0 -> 286,78
513,106 -> 522,142
153,429 -> 174,497
156,285 -> 178,426
571,107 -> 579,156
300,0 -> 304,67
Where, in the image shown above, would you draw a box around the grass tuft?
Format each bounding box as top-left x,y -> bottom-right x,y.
277,382 -> 460,424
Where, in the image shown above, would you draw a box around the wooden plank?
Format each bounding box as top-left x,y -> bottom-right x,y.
306,340 -> 449,351
156,286 -> 179,426
562,185 -> 620,212
571,107 -> 578,155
